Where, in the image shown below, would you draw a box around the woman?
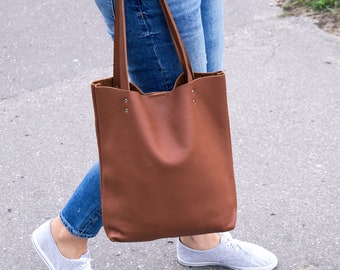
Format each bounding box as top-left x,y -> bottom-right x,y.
31,1 -> 278,269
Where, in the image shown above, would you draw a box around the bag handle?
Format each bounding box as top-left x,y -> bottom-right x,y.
112,0 -> 194,91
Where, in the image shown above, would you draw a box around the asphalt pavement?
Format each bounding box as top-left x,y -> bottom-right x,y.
0,0 -> 339,269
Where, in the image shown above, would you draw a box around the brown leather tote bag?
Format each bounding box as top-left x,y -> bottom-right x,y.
91,0 -> 237,242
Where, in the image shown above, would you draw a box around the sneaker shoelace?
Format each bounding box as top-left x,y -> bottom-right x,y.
80,259 -> 93,270
221,232 -> 247,254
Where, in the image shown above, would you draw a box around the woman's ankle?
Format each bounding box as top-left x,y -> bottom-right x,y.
50,217 -> 88,259
180,233 -> 221,251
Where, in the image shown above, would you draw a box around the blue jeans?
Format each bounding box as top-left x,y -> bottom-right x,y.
60,0 -> 224,238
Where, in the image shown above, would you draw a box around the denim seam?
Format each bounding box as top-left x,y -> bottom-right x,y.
108,0 -> 114,26
136,0 -> 172,91
59,208 -> 101,239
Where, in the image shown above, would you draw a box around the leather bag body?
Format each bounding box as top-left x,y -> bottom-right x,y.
91,0 -> 237,242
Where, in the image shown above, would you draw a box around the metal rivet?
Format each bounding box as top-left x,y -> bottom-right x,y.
124,108 -> 129,113
192,99 -> 196,103
124,98 -> 129,103
192,89 -> 195,93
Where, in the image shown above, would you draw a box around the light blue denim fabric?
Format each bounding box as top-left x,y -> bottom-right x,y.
60,0 -> 224,238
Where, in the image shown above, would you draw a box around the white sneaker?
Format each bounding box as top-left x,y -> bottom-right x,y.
32,220 -> 92,270
177,232 -> 278,270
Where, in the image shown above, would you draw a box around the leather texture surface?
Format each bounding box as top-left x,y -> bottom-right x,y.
91,0 -> 237,242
